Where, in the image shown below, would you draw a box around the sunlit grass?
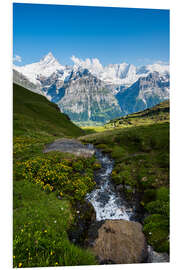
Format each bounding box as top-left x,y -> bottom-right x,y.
13,84 -> 97,267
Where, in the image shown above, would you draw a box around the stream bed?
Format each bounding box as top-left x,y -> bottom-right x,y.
86,144 -> 135,221
44,139 -> 169,263
85,144 -> 169,263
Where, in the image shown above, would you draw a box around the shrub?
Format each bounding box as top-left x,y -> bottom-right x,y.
95,143 -> 112,153
143,214 -> 169,253
15,153 -> 97,202
111,146 -> 127,160
145,200 -> 169,217
72,160 -> 84,172
93,162 -> 101,170
156,187 -> 169,202
142,189 -> 156,204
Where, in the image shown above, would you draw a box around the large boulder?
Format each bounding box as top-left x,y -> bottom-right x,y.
91,219 -> 148,264
43,138 -> 95,157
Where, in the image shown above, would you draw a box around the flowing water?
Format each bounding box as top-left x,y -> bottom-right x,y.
86,145 -> 135,221
45,140 -> 168,262
85,145 -> 169,263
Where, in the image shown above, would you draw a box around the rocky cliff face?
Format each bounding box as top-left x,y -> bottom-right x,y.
13,69 -> 43,95
116,72 -> 169,115
13,53 -> 170,124
57,69 -> 122,123
36,70 -> 67,103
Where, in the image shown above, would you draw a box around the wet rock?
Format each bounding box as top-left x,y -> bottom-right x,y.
116,184 -> 124,192
85,220 -> 105,248
90,219 -> 148,264
68,200 -> 96,246
43,138 -> 95,157
147,245 -> 169,263
86,148 -> 135,221
96,192 -> 110,204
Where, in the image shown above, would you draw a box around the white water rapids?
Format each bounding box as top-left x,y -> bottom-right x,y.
86,145 -> 134,221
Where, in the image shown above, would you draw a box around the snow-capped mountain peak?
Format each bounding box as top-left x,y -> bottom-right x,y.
13,52 -> 65,85
70,56 -> 169,86
145,63 -> 169,75
40,52 -> 59,66
13,52 -> 170,94
13,53 -> 169,124
71,55 -> 103,73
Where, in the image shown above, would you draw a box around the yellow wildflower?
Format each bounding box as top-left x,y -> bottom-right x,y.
18,262 -> 22,267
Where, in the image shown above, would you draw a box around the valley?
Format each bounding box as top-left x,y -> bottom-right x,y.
13,52 -> 169,125
12,3 -> 170,267
13,83 -> 169,267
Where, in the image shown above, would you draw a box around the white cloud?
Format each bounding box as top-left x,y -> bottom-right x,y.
71,55 -> 81,65
154,60 -> 169,65
71,55 -> 91,67
70,55 -> 103,71
13,55 -> 22,63
137,58 -> 169,66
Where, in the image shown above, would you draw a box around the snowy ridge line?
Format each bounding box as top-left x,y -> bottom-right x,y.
13,52 -> 169,87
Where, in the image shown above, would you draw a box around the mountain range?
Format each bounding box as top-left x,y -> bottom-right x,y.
13,52 -> 170,125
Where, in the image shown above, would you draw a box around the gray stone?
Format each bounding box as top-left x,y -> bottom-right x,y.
147,245 -> 169,263
43,138 -> 95,157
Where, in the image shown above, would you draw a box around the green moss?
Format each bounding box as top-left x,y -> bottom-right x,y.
156,187 -> 169,202
93,161 -> 102,170
142,189 -> 156,204
142,186 -> 170,253
143,214 -> 169,253
111,146 -> 127,161
95,144 -> 112,153
145,200 -> 169,217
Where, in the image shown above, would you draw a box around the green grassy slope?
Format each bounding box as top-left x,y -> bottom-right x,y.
105,100 -> 169,129
13,84 -> 97,268
13,83 -> 84,138
80,101 -> 170,254
82,100 -> 169,134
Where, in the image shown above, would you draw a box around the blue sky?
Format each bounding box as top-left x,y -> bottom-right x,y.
13,3 -> 169,66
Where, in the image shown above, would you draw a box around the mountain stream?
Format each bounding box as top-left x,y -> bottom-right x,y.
44,139 -> 169,263
86,144 -> 134,221
85,144 -> 169,263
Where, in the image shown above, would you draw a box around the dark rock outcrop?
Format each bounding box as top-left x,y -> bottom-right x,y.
68,200 -> 96,246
